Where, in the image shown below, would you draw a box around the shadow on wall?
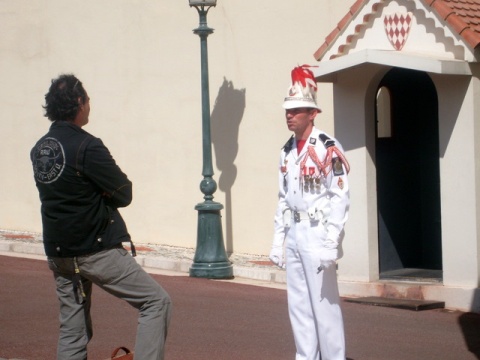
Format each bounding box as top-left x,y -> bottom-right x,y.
210,78 -> 246,254
458,288 -> 480,359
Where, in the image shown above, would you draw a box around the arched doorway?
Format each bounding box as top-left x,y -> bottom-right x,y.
375,68 -> 443,281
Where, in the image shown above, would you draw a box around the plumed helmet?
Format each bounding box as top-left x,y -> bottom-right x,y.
282,65 -> 321,112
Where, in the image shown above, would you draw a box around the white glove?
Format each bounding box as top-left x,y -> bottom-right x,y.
319,247 -> 338,268
269,245 -> 285,269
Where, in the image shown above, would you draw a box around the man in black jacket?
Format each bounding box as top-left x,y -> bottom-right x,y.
31,74 -> 171,360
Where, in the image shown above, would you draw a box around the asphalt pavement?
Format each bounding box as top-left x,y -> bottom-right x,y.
1,253 -> 480,360
1,230 -> 480,359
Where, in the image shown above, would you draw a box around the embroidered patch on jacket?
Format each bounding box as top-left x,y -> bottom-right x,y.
332,157 -> 344,176
309,137 -> 317,145
337,177 -> 344,189
32,137 -> 65,184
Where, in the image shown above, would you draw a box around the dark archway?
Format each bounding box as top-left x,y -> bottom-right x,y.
375,68 -> 443,281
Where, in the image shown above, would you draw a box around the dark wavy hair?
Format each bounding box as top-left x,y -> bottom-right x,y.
43,74 -> 87,122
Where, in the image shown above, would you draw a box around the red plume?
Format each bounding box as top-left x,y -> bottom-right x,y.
291,65 -> 318,91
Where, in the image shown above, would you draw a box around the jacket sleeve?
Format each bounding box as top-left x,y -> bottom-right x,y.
324,145 -> 350,247
83,138 -> 132,208
273,153 -> 287,247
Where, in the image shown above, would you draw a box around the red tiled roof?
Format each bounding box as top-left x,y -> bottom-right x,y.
314,0 -> 480,61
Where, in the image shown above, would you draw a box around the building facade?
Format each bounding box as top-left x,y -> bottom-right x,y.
314,0 -> 480,311
1,0 -> 479,311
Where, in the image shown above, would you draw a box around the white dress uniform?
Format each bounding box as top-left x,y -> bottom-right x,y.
273,126 -> 350,360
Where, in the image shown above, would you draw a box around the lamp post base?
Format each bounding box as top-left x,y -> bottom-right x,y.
189,261 -> 234,279
189,200 -> 234,279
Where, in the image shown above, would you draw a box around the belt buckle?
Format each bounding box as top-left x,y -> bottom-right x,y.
294,211 -> 300,223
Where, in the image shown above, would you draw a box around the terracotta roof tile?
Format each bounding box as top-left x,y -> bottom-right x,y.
432,0 -> 455,19
313,0 -> 480,61
447,10 -> 471,33
313,1 -> 366,60
338,12 -> 353,30
350,0 -> 365,14
325,28 -> 341,45
436,0 -> 480,47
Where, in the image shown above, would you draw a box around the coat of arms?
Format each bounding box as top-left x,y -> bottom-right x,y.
384,12 -> 413,51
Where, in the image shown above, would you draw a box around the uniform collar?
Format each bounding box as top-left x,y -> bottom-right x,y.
295,127 -> 320,158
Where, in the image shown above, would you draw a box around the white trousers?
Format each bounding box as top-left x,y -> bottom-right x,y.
285,221 -> 345,360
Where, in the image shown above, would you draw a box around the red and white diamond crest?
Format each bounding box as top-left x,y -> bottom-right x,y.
384,12 -> 413,51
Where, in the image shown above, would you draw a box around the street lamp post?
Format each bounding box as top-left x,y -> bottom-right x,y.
188,0 -> 233,279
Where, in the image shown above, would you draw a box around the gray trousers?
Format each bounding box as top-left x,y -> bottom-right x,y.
48,246 -> 172,360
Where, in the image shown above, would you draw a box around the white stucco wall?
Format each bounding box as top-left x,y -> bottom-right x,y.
431,73 -> 478,287
0,1 -> 351,255
329,65 -> 388,283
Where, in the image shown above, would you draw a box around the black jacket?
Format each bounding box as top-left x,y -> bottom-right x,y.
31,121 -> 133,257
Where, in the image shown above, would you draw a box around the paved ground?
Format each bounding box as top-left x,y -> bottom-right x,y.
0,230 -> 287,287
1,254 -> 480,360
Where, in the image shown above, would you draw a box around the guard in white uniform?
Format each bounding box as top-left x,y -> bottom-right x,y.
270,65 -> 350,360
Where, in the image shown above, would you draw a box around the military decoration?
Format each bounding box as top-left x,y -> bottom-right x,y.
332,157 -> 345,176
337,177 -> 344,190
282,159 -> 289,188
302,166 -> 321,193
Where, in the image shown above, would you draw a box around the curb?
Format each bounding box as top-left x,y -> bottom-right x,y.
0,238 -> 287,287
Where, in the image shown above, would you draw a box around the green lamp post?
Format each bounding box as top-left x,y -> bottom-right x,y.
188,0 -> 233,279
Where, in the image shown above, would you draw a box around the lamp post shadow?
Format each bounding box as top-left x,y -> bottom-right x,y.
211,78 -> 246,254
